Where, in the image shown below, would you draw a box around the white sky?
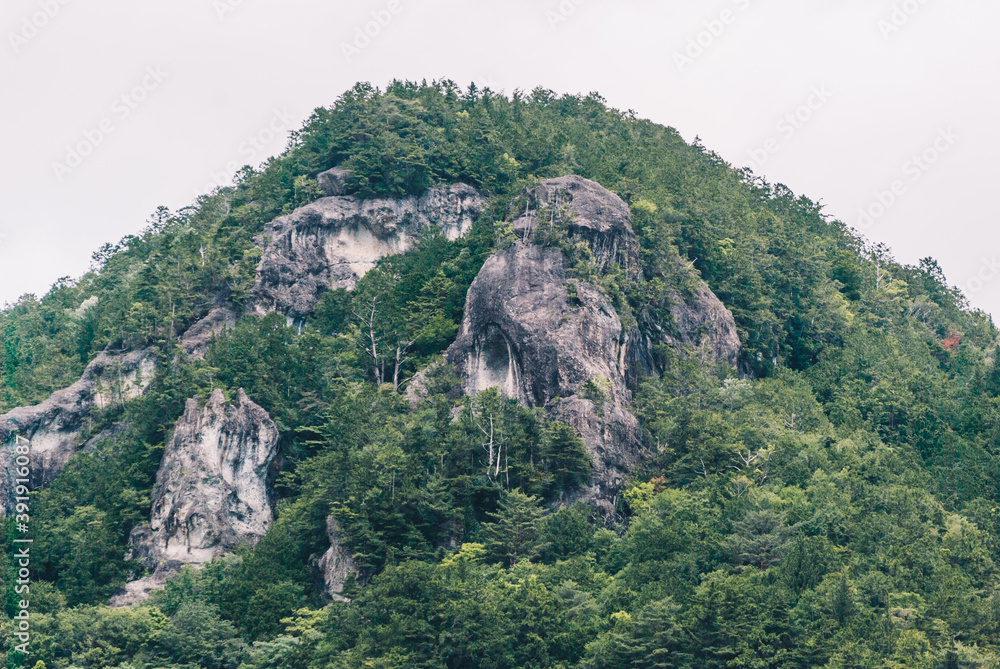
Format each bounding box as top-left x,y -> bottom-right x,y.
2,0 -> 998,318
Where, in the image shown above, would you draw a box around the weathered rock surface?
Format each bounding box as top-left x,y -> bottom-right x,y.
445,242 -> 641,508
315,516 -> 358,601
252,183 -> 486,321
640,276 -> 742,369
433,176 -> 741,510
0,347 -> 157,514
179,306 -> 237,360
114,389 -> 279,605
317,166 -> 351,196
511,175 -> 642,278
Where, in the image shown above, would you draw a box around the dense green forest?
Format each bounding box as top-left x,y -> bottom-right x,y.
3,80 -> 1000,668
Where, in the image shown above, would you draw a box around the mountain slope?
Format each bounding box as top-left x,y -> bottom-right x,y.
2,80 -> 999,669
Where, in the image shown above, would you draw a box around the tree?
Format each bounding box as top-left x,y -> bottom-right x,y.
483,490 -> 548,567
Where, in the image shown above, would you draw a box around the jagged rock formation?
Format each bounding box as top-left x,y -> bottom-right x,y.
446,242 -> 641,509
252,182 -> 486,321
113,389 -> 279,606
0,347 -> 156,514
435,176 -> 740,510
314,516 -> 358,601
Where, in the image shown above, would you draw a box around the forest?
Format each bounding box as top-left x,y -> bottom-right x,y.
2,80 -> 1000,668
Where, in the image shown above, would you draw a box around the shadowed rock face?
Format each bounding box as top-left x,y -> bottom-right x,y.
252,183 -> 486,321
112,389 -> 279,606
445,242 -> 641,509
0,347 -> 157,514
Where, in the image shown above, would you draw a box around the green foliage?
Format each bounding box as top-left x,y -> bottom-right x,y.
4,80 -> 1000,667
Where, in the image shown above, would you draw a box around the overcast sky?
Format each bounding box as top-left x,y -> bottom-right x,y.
2,0 -> 998,317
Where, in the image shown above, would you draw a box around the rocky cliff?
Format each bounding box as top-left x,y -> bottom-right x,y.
0,347 -> 156,514
112,389 -> 279,606
252,181 -> 486,321
436,176 -> 741,511
445,241 -> 642,509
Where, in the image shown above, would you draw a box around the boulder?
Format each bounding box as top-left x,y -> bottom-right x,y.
317,166 -> 351,196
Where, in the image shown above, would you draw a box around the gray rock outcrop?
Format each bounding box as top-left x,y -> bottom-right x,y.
445,242 -> 641,509
315,516 -> 358,601
179,306 -> 237,360
511,175 -> 642,278
113,389 -> 279,606
434,176 -> 741,510
317,166 -> 351,196
0,347 -> 156,513
252,183 -> 486,321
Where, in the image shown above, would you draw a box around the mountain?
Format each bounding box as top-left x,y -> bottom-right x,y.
1,80 -> 998,669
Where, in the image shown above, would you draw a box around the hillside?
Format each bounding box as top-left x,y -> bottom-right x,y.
2,80 -> 999,669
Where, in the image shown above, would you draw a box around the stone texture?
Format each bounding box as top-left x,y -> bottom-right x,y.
445,242 -> 641,510
252,183 -> 486,321
0,347 -> 157,514
315,516 -> 358,601
511,175 -> 641,278
115,389 -> 279,605
640,276 -> 742,369
317,166 -> 351,196
179,306 -> 237,360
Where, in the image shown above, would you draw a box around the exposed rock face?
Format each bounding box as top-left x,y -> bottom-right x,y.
318,166 -> 351,196
438,176 -> 741,510
114,389 -> 279,606
446,242 -> 641,507
315,516 -> 358,601
252,183 -> 486,321
511,175 -> 641,278
179,306 -> 237,360
0,348 -> 156,514
641,278 -> 742,369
